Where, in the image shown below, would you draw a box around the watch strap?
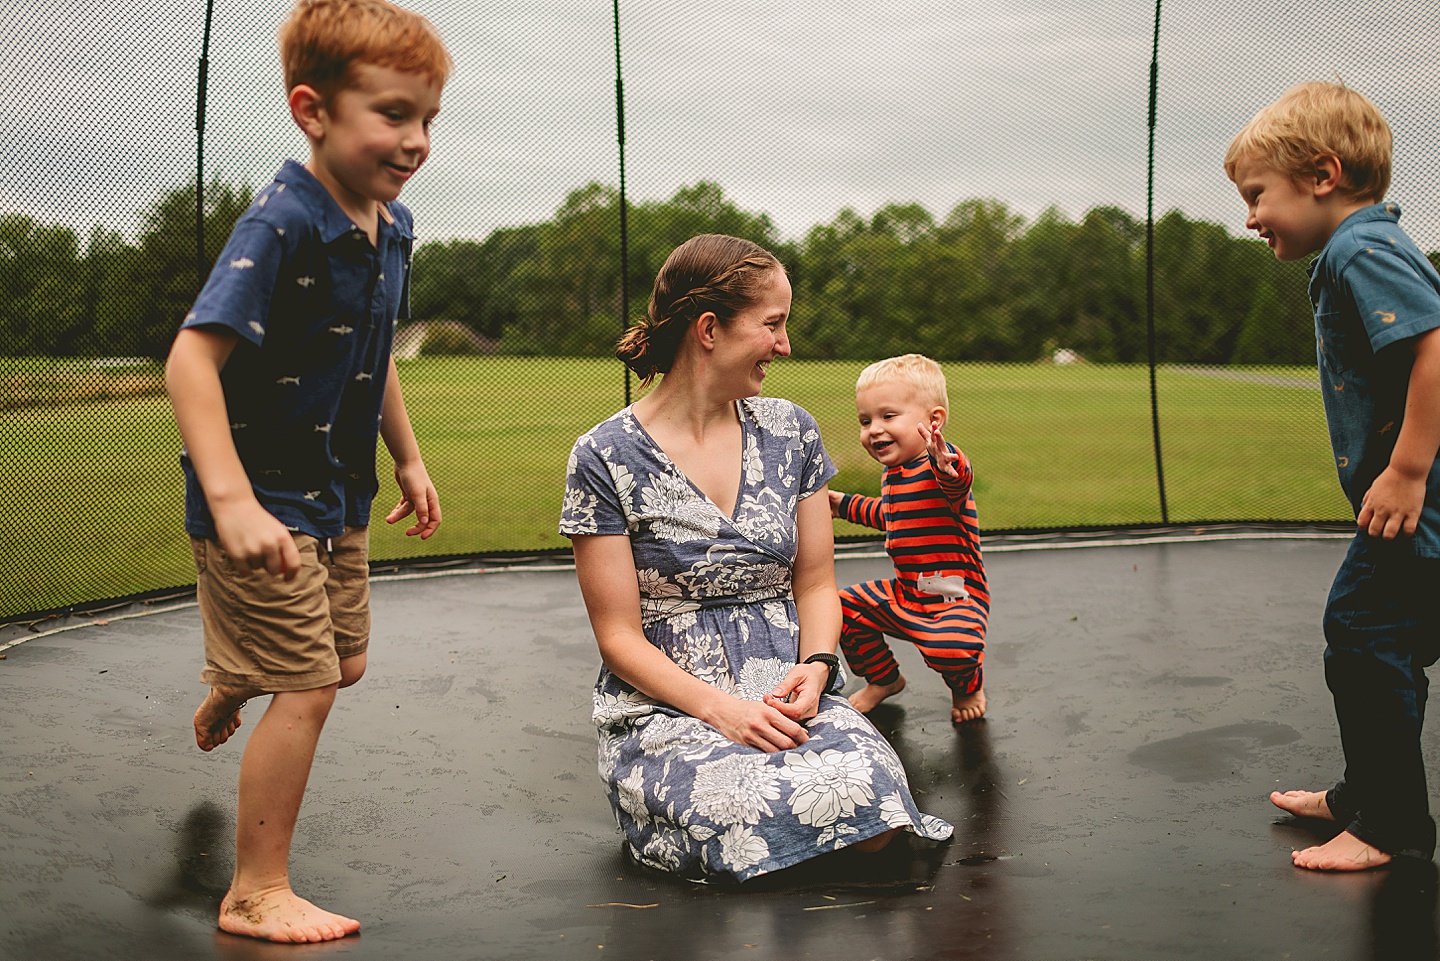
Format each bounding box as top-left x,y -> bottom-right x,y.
802,652 -> 840,693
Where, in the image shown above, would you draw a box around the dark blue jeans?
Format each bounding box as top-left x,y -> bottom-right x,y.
1323,534 -> 1440,859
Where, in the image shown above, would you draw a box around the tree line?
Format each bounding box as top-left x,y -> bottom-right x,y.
7,178 -> 1435,364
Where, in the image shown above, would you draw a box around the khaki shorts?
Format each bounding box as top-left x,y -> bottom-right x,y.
192,527 -> 370,692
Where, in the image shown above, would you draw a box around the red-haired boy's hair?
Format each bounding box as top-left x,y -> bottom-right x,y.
279,0 -> 451,100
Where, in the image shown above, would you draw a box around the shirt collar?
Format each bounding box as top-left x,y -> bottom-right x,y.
1309,201 -> 1400,285
275,160 -> 409,243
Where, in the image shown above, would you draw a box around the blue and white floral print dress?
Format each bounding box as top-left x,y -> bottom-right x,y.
560,397 -> 953,882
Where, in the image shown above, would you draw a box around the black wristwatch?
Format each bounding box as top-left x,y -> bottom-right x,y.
802,652 -> 840,693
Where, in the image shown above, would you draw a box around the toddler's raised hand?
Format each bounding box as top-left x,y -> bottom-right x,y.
919,422 -> 960,479
827,488 -> 845,518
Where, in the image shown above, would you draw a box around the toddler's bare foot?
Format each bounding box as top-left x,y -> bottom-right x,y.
1292,831 -> 1392,872
951,687 -> 986,723
194,686 -> 254,751
849,675 -> 905,714
219,886 -> 360,943
1270,789 -> 1335,821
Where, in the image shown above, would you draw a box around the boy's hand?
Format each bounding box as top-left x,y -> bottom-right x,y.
920,422 -> 960,479
1359,466 -> 1425,540
213,500 -> 301,579
827,489 -> 845,518
387,460 -> 441,538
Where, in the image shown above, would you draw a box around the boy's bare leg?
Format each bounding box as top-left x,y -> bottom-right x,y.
951,686 -> 986,724
1292,832 -> 1393,871
849,674 -> 906,714
1270,789 -> 1336,820
219,684 -> 360,943
195,685 -> 259,751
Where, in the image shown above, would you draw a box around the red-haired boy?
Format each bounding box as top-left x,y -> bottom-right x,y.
164,0 -> 449,940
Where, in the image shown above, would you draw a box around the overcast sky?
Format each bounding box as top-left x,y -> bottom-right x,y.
5,0 -> 1437,250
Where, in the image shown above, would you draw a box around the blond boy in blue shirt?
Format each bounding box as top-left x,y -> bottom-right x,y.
1226,82 -> 1440,872
164,0 -> 449,940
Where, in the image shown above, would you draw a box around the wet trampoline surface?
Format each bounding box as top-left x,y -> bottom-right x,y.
4,536 -> 1439,961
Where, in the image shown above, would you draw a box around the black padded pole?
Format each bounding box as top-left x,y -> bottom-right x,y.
1145,0 -> 1169,523
196,0 -> 215,295
613,0 -> 631,407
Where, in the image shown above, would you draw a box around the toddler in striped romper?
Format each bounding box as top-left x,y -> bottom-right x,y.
829,354 -> 990,723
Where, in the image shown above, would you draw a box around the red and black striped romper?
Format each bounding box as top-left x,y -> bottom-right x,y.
834,444 -> 989,695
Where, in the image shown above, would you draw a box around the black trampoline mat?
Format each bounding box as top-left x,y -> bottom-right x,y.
4,537 -> 1438,960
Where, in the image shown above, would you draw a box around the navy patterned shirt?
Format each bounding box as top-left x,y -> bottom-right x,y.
1309,202 -> 1440,556
180,160 -> 414,539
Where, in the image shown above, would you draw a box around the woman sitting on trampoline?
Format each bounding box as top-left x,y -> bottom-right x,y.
559,234 -> 953,882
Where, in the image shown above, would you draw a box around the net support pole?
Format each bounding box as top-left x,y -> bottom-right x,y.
1145,0 -> 1169,523
613,0 -> 631,407
196,0 -> 215,295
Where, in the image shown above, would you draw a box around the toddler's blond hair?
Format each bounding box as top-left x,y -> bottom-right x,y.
856,353 -> 948,410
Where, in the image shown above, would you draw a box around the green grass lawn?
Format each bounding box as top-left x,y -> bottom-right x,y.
0,357 -> 1348,618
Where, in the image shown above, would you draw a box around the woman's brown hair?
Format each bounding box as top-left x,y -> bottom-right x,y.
616,234 -> 783,386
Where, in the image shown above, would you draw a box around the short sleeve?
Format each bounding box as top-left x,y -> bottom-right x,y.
794,404 -> 837,499
182,215 -> 287,347
389,202 -> 415,323
1342,245 -> 1440,354
399,248 -> 413,322
559,430 -> 630,537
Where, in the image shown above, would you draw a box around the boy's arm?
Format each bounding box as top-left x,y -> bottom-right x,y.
379,355 -> 441,538
1358,327 -> 1440,539
165,327 -> 301,577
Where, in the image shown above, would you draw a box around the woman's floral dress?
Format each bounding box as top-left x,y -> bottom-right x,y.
560,397 -> 953,882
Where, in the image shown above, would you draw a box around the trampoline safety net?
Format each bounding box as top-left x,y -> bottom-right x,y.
2,0 -> 1436,619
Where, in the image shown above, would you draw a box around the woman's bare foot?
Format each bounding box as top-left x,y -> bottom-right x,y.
851,828 -> 899,854
1292,831 -> 1392,872
849,675 -> 906,714
194,686 -> 254,751
951,687 -> 986,723
1270,789 -> 1335,821
219,886 -> 361,943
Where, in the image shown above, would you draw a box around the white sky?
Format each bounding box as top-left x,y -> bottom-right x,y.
5,0 -> 1437,249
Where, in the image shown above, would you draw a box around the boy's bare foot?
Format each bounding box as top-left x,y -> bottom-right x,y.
194,686 -> 254,751
1270,789 -> 1335,821
1292,831 -> 1392,872
219,887 -> 361,943
951,687 -> 986,723
849,675 -> 906,714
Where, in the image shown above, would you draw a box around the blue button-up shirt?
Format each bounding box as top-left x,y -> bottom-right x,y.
180,160 -> 414,539
1309,202 -> 1440,555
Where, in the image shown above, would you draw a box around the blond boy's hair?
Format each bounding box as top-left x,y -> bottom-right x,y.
280,0 -> 452,101
1223,81 -> 1391,202
856,354 -> 949,410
